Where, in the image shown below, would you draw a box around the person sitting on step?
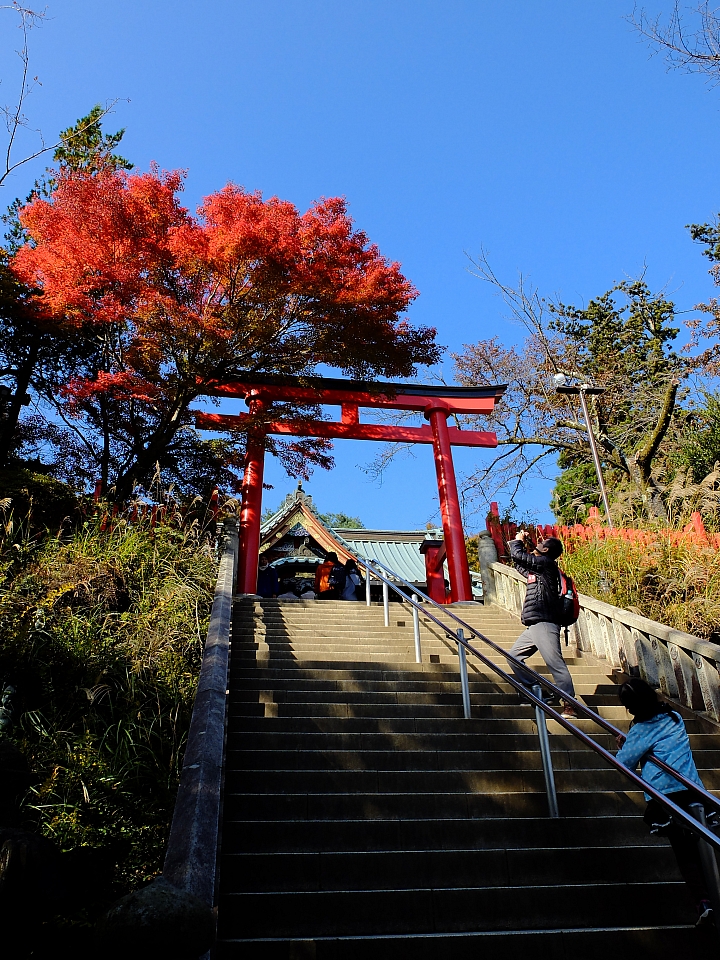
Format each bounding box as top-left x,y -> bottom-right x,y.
616,677 -> 719,927
508,530 -> 577,720
277,579 -> 300,600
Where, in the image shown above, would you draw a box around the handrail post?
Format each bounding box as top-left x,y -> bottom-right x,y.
365,565 -> 371,606
689,802 -> 720,926
383,578 -> 390,627
457,628 -> 471,719
412,594 -> 422,663
532,684 -> 559,819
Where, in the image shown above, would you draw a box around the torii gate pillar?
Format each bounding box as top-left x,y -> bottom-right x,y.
237,398 -> 266,595
237,433 -> 265,595
426,404 -> 473,603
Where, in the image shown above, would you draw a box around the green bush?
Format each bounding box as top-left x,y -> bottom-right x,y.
0,514 -> 216,916
0,467 -> 79,531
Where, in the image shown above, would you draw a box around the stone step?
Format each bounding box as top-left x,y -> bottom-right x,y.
226,747 -> 720,773
225,729 -> 720,752
226,701 -> 631,721
231,642 -> 525,654
214,925 -> 708,960
241,623 -> 519,633
229,657 -> 609,677
221,788 -> 650,821
216,881 -> 695,939
236,617 -> 520,627
225,714 -> 699,738
230,680 -> 618,712
239,610 -> 516,620
222,815 -> 660,853
228,665 -> 607,682
218,844 -> 678,892
228,677 -> 617,694
237,630 -> 545,640
231,631 -> 525,643
229,652 -> 605,669
223,766 -> 648,795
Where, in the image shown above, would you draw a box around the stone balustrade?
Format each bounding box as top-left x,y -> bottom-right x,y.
476,531 -> 720,723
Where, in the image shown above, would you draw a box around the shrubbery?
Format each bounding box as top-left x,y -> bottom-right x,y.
0,510 -> 216,928
0,466 -> 80,531
560,534 -> 720,640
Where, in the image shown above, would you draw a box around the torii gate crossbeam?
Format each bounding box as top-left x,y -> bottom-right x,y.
196,374 -> 506,603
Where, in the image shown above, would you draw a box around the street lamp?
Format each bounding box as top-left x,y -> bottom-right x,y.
553,372 -> 614,528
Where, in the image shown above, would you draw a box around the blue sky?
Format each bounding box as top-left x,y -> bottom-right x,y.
3,1 -> 719,530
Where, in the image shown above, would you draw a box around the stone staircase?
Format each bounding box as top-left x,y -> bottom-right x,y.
214,598 -> 720,958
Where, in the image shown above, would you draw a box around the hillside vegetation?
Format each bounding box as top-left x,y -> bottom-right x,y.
559,534 -> 720,641
0,509 -> 217,926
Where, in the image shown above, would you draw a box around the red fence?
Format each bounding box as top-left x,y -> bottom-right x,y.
485,503 -> 720,561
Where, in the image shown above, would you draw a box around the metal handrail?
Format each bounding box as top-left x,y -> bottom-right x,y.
356,555 -> 720,852
360,555 -> 720,803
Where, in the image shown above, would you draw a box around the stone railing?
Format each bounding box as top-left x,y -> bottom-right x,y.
479,544 -> 720,723
164,517 -> 239,903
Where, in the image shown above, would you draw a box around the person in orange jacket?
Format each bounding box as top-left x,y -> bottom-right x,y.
313,552 -> 345,600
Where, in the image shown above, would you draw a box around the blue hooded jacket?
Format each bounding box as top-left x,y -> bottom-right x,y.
616,710 -> 705,801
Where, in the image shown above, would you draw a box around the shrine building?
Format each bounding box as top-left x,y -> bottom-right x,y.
259,482 -> 483,600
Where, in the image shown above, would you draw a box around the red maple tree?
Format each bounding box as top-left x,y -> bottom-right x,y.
11,167 -> 439,498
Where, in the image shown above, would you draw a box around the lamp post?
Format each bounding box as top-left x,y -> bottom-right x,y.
554,373 -> 614,529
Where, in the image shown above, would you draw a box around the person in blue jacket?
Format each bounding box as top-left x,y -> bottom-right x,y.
616,677 -> 719,926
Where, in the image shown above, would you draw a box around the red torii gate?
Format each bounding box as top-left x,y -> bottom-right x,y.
195,374 -> 506,602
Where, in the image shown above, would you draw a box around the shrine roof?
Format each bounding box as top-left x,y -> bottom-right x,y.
337,528 -> 438,542
338,532 -> 429,583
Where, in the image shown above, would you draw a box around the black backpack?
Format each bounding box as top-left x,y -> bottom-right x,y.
327,564 -> 345,589
557,569 -> 580,643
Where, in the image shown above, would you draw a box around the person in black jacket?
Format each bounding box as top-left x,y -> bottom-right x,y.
508,531 -> 577,720
257,556 -> 279,598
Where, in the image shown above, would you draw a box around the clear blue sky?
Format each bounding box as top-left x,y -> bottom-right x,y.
3,1 -> 719,530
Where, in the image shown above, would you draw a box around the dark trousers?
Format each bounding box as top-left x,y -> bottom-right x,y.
644,789 -> 718,903
317,588 -> 339,600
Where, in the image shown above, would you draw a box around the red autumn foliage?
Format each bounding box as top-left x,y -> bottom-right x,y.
11,167 -> 439,497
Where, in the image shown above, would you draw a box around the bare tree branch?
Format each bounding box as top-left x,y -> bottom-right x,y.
0,5 -> 123,189
628,2 -> 720,84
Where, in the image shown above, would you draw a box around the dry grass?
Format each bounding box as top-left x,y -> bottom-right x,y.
560,532 -> 720,640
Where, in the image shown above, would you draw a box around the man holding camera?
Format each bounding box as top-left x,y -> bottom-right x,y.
508,530 -> 577,720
